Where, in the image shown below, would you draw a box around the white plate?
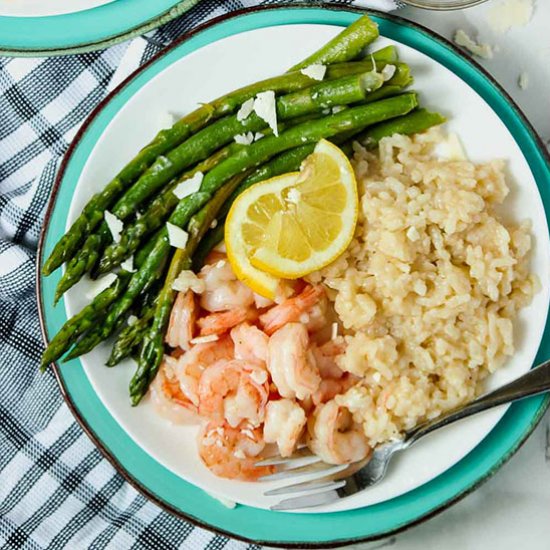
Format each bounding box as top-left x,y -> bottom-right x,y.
0,0 -> 114,17
64,23 -> 550,513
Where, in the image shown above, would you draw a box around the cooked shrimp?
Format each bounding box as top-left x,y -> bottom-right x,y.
166,290 -> 196,350
174,337 -> 234,406
260,285 -> 325,336
307,400 -> 371,464
199,359 -> 269,428
231,323 -> 269,362
197,307 -> 257,336
198,422 -> 274,481
301,294 -> 330,333
149,357 -> 200,424
199,259 -> 255,312
253,292 -> 274,310
263,399 -> 306,457
267,323 -> 321,400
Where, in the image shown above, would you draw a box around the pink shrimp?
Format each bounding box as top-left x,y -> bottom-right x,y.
267,323 -> 321,400
198,359 -> 269,428
149,357 -> 200,424
173,336 -> 234,406
307,400 -> 371,465
197,307 -> 258,336
260,285 -> 325,336
165,290 -> 196,350
263,399 -> 307,458
199,258 -> 255,312
198,421 -> 274,481
230,323 -> 269,362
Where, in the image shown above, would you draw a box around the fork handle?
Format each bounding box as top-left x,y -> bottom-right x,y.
404,358 -> 550,447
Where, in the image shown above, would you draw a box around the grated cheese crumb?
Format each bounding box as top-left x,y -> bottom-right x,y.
166,222 -> 189,249
127,315 -> 138,326
173,171 -> 203,200
518,72 -> 529,90
104,210 -> 123,243
210,219 -> 218,229
373,372 -> 382,383
454,29 -> 494,59
332,105 -> 346,114
254,132 -> 264,142
190,334 -> 219,345
254,91 -> 278,136
216,259 -> 226,269
237,97 -> 255,122
300,64 -> 327,81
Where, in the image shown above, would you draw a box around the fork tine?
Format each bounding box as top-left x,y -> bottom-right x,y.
259,461 -> 346,482
271,488 -> 342,511
265,478 -> 347,496
255,447 -> 314,466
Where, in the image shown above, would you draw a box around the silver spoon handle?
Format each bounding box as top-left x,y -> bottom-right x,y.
405,358 -> 550,446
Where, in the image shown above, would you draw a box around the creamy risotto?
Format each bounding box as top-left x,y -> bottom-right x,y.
308,129 -> 538,446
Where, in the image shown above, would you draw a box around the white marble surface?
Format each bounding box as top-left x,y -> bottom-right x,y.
351,2 -> 550,549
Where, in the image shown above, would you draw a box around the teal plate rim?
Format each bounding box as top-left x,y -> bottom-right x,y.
0,0 -> 200,57
37,4 -> 550,547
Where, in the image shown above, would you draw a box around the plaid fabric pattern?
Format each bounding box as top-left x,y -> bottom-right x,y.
0,1 -> 397,548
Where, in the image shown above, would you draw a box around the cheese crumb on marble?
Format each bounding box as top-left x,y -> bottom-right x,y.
518,72 -> 529,90
488,0 -> 534,34
454,29 -> 494,59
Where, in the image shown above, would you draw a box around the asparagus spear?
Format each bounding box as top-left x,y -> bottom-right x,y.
106,302 -> 156,367
53,71 -> 386,300
129,173 -> 248,405
289,15 -> 379,71
42,56 -> 386,277
41,272 -> 131,370
355,108 -> 446,148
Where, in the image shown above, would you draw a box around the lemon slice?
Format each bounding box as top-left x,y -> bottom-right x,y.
225,139 -> 358,296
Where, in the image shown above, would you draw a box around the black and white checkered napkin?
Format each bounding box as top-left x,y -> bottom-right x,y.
0,1 -> 398,547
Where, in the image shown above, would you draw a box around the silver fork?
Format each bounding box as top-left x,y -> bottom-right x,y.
257,357 -> 550,511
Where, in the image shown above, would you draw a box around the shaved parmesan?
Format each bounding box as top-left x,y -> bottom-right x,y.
234,132 -> 254,145
104,210 -> 123,243
454,30 -> 494,59
190,334 -> 219,345
166,223 -> 189,249
254,91 -> 278,136
300,64 -> 327,81
488,0 -> 533,34
85,273 -> 117,300
332,105 -> 346,114
172,270 -> 205,294
254,132 -> 264,142
173,171 -> 203,200
120,255 -> 135,272
237,98 -> 255,122
381,64 -> 396,82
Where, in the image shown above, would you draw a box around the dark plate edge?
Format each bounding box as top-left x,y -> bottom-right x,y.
0,0 -> 199,57
36,3 -> 550,548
